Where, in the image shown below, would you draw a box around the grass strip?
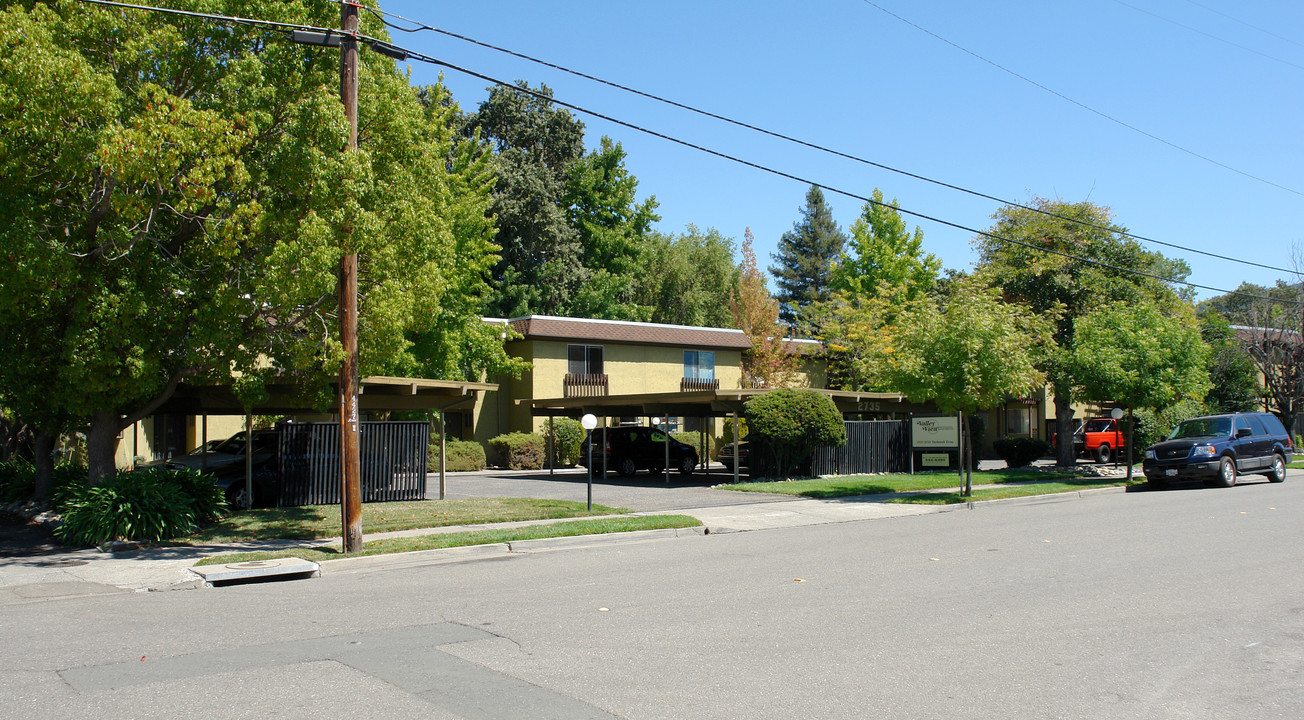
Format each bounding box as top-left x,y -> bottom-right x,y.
193,515 -> 701,566
180,497 -> 632,544
885,479 -> 1132,505
720,470 -> 1081,498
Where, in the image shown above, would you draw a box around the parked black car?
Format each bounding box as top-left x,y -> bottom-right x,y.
163,430 -> 280,508
1142,412 -> 1293,488
579,426 -> 699,477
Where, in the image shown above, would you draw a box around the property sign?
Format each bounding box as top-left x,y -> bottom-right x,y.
912,416 -> 960,449
920,453 -> 951,467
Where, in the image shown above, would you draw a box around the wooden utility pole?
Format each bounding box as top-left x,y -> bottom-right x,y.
339,1 -> 363,553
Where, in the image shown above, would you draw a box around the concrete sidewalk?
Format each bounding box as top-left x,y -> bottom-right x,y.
0,482 -> 1131,600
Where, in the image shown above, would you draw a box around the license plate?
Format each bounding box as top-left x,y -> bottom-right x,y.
1165,469 -> 1178,477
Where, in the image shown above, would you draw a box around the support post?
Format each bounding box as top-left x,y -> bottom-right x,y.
439,410 -> 447,500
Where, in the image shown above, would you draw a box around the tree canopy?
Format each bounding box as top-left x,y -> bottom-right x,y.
975,198 -> 1191,464
463,83 -> 660,320
829,189 -> 939,303
730,229 -> 799,388
0,1 -> 513,482
770,185 -> 847,329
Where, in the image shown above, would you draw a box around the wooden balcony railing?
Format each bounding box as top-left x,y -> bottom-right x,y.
681,377 -> 720,392
564,373 -> 609,398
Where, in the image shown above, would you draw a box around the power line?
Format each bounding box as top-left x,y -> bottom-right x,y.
1181,0 -> 1304,51
1110,0 -> 1304,72
378,52 -> 1299,305
357,3 -> 1295,278
70,0 -> 1300,307
857,0 -> 1304,200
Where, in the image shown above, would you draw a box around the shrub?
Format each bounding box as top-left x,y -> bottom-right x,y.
745,389 -> 846,478
992,437 -> 1051,468
487,433 -> 545,470
54,467 -> 226,546
0,459 -> 35,503
0,460 -> 88,508
544,418 -> 585,467
429,439 -> 487,472
672,431 -> 715,462
1132,399 -> 1208,464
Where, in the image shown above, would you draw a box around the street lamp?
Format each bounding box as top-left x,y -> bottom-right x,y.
581,414 -> 597,510
1111,407 -> 1124,472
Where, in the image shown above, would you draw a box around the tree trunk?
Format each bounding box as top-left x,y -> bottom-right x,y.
1054,390 -> 1075,467
31,431 -> 56,505
86,410 -> 122,486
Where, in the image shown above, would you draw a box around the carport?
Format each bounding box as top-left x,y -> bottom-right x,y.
151,376 -> 497,502
522,388 -> 915,485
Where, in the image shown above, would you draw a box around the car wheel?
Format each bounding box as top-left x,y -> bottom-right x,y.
618,458 -> 637,477
678,455 -> 696,476
1217,456 -> 1237,487
1095,444 -> 1112,464
1266,453 -> 1287,483
226,483 -> 252,511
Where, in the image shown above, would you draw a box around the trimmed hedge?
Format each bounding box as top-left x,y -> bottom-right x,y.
992,437 -> 1051,468
488,433 -> 545,470
54,467 -> 227,547
745,389 -> 846,478
428,439 -> 488,472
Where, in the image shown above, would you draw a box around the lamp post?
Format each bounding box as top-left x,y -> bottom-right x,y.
1111,407 -> 1124,473
581,414 -> 597,510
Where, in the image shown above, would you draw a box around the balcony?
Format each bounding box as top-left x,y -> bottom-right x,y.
564,373 -> 609,398
680,377 -> 720,392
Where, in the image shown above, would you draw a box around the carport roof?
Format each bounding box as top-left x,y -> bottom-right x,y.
156,376 -> 497,415
522,388 -> 908,419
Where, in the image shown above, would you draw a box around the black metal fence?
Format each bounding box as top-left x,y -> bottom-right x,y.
276,421 -> 428,506
810,420 -> 909,476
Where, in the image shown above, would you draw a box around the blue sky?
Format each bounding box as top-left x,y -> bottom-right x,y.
379,0 -> 1303,301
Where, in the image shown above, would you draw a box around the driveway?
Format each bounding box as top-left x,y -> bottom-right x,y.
426,464 -> 796,512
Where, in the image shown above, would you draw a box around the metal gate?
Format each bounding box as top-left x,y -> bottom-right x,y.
277,421 -> 429,506
810,420 -> 909,476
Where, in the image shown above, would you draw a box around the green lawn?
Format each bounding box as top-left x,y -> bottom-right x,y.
193,515 -> 701,566
180,497 -> 633,544
720,469 -> 1084,498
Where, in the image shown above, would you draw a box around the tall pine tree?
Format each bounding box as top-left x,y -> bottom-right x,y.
769,185 -> 847,330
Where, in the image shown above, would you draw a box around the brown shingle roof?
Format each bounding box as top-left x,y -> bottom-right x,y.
503,315 -> 752,350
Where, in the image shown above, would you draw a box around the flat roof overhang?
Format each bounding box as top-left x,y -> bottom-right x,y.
522,388 -> 917,419
155,376 -> 498,415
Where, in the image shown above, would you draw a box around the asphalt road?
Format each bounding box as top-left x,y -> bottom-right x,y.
3,473 -> 1301,719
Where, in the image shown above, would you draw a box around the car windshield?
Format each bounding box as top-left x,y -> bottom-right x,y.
1082,419 -> 1113,433
1169,418 -> 1231,440
210,434 -> 247,454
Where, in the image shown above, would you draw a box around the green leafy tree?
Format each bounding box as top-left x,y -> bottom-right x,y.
975,198 -> 1191,466
633,225 -> 740,328
0,2 -> 506,484
1198,311 -> 1260,413
465,82 -> 586,317
770,185 -> 847,329
1069,301 -> 1212,479
465,84 -> 660,320
830,189 -> 940,303
888,278 -> 1052,493
565,137 -> 661,320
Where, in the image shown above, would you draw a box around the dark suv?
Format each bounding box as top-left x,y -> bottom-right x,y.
1142,412 -> 1293,488
579,426 -> 699,477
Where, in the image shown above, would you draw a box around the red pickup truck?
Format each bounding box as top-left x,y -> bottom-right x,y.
1072,417 -> 1126,463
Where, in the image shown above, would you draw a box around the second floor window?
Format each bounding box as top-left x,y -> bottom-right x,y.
684,350 -> 715,380
568,344 -> 604,375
